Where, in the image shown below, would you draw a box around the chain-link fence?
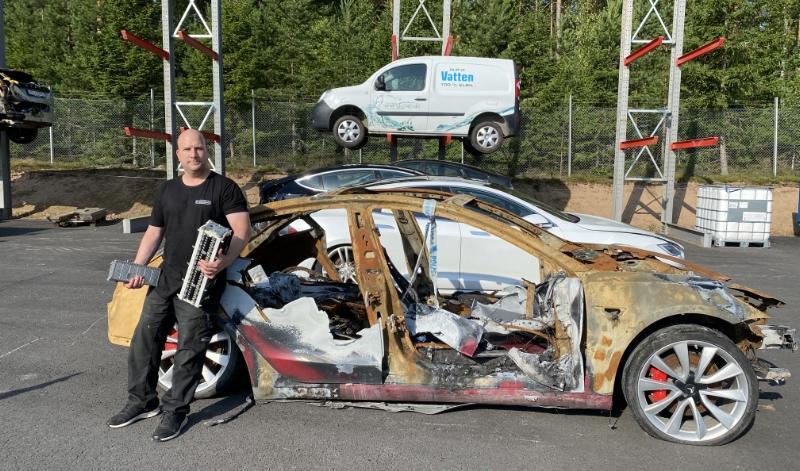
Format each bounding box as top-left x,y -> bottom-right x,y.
12,94 -> 800,180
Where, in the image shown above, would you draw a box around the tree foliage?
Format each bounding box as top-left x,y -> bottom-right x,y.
5,0 -> 800,107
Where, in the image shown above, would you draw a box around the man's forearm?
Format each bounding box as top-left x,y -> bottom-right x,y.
133,226 -> 164,265
219,229 -> 249,269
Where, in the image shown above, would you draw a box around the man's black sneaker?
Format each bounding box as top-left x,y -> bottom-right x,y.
107,402 -> 161,428
152,412 -> 187,442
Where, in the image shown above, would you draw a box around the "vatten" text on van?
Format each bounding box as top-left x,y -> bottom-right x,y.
440,71 -> 474,82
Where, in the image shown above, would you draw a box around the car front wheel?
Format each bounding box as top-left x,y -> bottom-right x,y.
158,326 -> 241,399
622,324 -> 758,445
333,115 -> 367,149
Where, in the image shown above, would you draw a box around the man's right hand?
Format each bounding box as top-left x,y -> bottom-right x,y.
124,275 -> 145,289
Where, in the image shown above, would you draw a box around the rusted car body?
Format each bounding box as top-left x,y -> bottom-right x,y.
108,189 -> 795,445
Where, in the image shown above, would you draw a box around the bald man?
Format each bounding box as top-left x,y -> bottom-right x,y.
108,129 -> 250,441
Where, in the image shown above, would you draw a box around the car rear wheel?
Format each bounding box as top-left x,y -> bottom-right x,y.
158,326 -> 241,399
622,324 -> 758,445
314,244 -> 358,284
333,115 -> 367,149
469,121 -> 503,154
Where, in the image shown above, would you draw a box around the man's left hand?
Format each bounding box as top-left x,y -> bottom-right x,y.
198,249 -> 226,279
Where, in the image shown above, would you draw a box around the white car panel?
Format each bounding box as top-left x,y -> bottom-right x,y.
297,177 -> 684,294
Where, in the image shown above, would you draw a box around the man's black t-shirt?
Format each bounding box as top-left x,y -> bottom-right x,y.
150,172 -> 248,298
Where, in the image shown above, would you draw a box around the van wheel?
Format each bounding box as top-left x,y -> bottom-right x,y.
469,121 -> 503,154
333,115 -> 367,149
8,128 -> 38,144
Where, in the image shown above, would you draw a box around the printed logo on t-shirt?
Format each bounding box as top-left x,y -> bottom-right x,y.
195,199 -> 212,205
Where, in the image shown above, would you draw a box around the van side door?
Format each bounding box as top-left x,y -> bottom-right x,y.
369,63 -> 429,134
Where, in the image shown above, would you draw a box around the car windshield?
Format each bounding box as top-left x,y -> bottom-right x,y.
492,185 -> 580,223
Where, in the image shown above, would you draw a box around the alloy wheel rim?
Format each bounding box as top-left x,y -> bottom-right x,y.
476,126 -> 499,149
328,246 -> 357,283
337,120 -> 360,142
636,339 -> 750,442
159,329 -> 232,393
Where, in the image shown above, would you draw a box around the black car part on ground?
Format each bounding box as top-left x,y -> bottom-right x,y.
0,68 -> 54,144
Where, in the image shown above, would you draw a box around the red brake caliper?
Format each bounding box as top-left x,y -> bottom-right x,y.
648,367 -> 668,402
164,328 -> 179,353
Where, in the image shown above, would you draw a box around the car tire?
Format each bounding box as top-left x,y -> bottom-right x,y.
158,326 -> 241,399
469,121 -> 503,154
313,244 -> 358,284
621,324 -> 758,446
333,115 -> 367,150
8,128 -> 38,144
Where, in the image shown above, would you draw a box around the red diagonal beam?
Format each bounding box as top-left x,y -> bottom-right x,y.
677,37 -> 725,67
671,136 -> 719,150
124,127 -> 171,141
176,31 -> 219,61
625,36 -> 664,66
180,127 -> 220,143
120,30 -> 169,61
620,136 -> 659,149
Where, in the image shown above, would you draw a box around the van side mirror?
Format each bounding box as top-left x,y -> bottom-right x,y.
375,75 -> 386,91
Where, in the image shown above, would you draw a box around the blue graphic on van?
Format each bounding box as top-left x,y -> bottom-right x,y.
434,106 -> 515,133
439,71 -> 474,83
366,105 -> 415,131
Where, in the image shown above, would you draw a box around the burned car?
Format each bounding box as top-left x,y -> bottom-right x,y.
108,188 -> 796,445
0,68 -> 54,144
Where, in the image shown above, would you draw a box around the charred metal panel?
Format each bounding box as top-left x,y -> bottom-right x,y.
407,304 -> 484,356
285,381 -> 612,409
582,271 -> 768,394
347,205 -> 434,385
221,286 -> 383,385
394,209 -> 435,302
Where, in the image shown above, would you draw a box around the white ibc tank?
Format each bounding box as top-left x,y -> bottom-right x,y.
695,185 -> 772,247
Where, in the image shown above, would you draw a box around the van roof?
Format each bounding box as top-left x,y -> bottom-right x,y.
393,56 -> 514,66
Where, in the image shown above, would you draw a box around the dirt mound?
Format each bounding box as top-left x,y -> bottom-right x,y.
10,168 -> 276,220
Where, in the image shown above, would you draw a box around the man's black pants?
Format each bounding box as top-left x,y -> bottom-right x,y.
126,288 -> 214,415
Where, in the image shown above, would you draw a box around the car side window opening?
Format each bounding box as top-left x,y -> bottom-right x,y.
397,161 -> 424,171
318,170 -> 380,190
379,169 -> 414,179
435,163 -> 460,177
463,168 -> 487,181
378,64 -> 427,92
297,175 -> 324,191
453,187 -> 533,218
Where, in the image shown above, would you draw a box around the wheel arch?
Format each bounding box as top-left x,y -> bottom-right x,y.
330,105 -> 367,130
610,312 -> 753,406
469,112 -> 509,136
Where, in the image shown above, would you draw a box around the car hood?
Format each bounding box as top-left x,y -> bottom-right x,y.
325,85 -> 369,103
571,212 -> 673,242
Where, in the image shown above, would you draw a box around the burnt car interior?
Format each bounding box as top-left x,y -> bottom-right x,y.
229,191 -> 603,392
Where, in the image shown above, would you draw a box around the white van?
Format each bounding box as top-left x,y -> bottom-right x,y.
311,56 -> 519,154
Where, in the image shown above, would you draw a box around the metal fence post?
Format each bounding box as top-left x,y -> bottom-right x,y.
773,96 -> 779,177
49,126 -> 54,164
149,88 -> 155,167
567,94 -> 573,177
251,89 -> 256,167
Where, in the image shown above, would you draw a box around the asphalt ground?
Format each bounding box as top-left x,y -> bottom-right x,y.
0,219 -> 798,470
